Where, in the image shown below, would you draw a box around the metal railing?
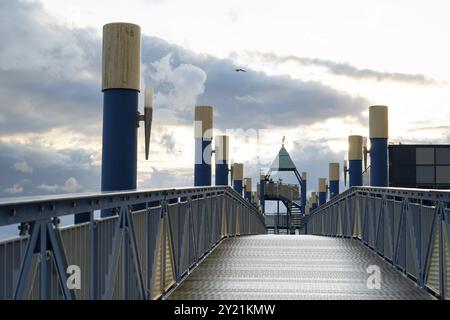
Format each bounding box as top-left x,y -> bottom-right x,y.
265,182 -> 300,201
302,186 -> 450,299
0,186 -> 266,300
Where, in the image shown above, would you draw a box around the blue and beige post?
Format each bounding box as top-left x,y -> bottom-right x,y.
311,192 -> 318,210
318,178 -> 327,206
369,105 -> 389,187
259,174 -> 266,213
100,23 -> 150,218
215,135 -> 229,186
329,163 -> 340,199
301,172 -> 307,214
233,163 -> 244,196
348,135 -> 363,187
194,106 -> 213,186
244,178 -> 252,202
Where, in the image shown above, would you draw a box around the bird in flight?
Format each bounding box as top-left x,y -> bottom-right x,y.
235,68 -> 247,72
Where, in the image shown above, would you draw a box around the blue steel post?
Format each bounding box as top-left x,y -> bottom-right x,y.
259,174 -> 266,213
301,172 -> 307,214
215,135 -> 229,185
318,178 -> 327,206
100,23 -> 141,218
244,178 -> 252,202
348,135 -> 363,187
233,163 -> 244,196
329,163 -> 340,199
369,105 -> 389,187
194,106 -> 213,186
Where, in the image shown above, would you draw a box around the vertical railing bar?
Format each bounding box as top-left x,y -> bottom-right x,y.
14,221 -> 40,300
438,202 -> 445,300
124,206 -> 146,299
422,204 -> 439,296
39,221 -> 47,300
89,211 -> 97,299
418,199 -> 424,287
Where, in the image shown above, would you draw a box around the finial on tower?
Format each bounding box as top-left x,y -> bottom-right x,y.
282,135 -> 286,146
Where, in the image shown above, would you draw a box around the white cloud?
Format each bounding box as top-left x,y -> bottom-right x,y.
62,177 -> 82,192
13,161 -> 33,173
37,183 -> 59,192
2,0 -> 450,199
235,95 -> 265,104
4,183 -> 23,194
37,177 -> 83,193
147,53 -> 207,114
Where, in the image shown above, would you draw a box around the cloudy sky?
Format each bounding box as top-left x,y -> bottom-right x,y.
1,0 -> 450,201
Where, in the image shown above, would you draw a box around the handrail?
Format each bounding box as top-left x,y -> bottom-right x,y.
0,186 -> 264,227
304,186 -> 450,300
264,182 -> 300,201
310,186 -> 450,214
0,186 -> 266,300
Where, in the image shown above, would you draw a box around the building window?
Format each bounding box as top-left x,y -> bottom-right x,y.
436,148 -> 450,165
416,166 -> 435,184
416,147 -> 435,165
436,166 -> 450,184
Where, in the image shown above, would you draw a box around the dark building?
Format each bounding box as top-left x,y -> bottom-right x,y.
389,144 -> 450,189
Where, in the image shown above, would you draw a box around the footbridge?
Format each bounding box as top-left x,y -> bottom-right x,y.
1,21 -> 449,301
1,186 -> 449,300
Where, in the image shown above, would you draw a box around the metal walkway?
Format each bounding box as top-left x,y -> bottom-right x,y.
168,235 -> 432,300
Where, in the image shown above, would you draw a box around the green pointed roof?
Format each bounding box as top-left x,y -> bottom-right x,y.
270,145 -> 297,171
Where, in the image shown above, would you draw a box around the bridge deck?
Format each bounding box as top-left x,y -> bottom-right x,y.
168,235 -> 432,300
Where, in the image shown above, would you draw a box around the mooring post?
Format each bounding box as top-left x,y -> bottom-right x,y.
318,178 -> 327,206
329,163 -> 340,199
259,174 -> 266,213
301,172 -> 307,214
233,163 -> 244,196
369,105 -> 389,187
348,135 -> 363,187
215,135 -> 229,186
100,23 -> 141,218
311,192 -> 318,210
244,178 -> 252,202
194,106 -> 213,186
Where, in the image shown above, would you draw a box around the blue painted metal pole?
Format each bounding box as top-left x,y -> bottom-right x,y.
369,105 -> 389,187
233,163 -> 243,196
301,172 -> 307,214
215,135 -> 229,185
329,163 -> 340,199
318,178 -> 327,206
259,174 -> 266,213
100,23 -> 141,218
244,178 -> 252,202
348,135 -> 363,187
194,106 -> 213,186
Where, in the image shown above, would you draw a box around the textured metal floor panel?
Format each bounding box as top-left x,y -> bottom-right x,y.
168,235 -> 432,300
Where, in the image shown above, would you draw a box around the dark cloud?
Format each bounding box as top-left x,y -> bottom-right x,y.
1,0 -> 369,138
0,69 -> 101,135
0,0 -> 102,135
0,141 -> 100,198
241,51 -> 441,86
142,42 -> 369,130
0,0 -> 368,198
